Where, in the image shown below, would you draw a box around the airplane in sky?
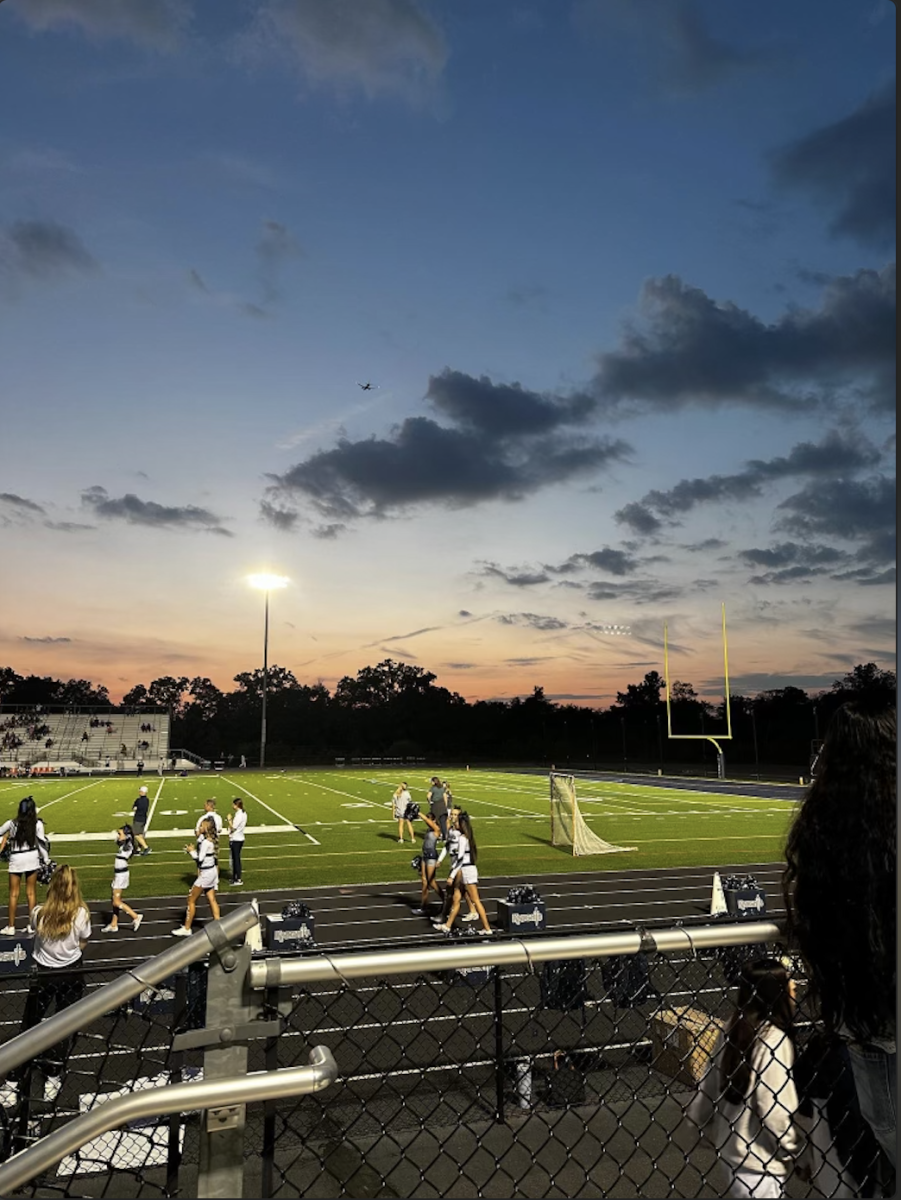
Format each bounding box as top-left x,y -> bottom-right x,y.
357,381 -> 374,391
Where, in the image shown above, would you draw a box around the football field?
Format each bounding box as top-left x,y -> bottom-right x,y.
0,768 -> 797,902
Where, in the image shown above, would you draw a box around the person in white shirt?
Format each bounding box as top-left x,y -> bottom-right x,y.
393,783 -> 414,844
0,795 -> 51,935
0,865 -> 91,1108
195,798 -> 223,837
228,798 -> 248,885
685,957 -> 801,1198
172,817 -> 220,937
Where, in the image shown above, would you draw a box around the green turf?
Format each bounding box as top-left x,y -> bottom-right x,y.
0,768 -> 797,902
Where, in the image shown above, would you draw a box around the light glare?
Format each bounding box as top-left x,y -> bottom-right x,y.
248,573 -> 290,591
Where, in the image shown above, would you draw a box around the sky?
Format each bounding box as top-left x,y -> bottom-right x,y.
0,0 -> 895,709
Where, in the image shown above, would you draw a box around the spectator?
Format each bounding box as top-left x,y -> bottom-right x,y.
783,701 -> 896,1167
0,865 -> 91,1108
410,812 -> 447,916
686,957 -> 801,1198
227,798 -> 247,885
427,776 -> 448,839
0,796 -> 51,934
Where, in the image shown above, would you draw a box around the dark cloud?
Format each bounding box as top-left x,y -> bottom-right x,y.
264,372 -> 631,527
457,610 -> 472,618
7,0 -> 191,51
444,662 -> 476,670
426,369 -> 595,439
381,626 -> 440,642
80,486 -> 233,536
481,564 -> 550,588
259,500 -> 299,531
505,283 -> 548,307
570,548 -> 640,576
243,0 -> 448,104
312,523 -> 345,539
739,542 -> 848,569
496,613 -> 569,632
1,219 -> 97,291
44,521 -> 95,532
728,672 -> 865,695
771,81 -> 895,249
20,635 -> 71,644
592,263 -> 895,416
615,427 -> 885,531
681,538 -> 728,552
775,475 -> 895,555
584,580 -> 682,605
851,615 -> 896,642
0,492 -> 46,514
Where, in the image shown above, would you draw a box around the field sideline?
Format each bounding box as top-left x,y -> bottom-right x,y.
0,768 -> 797,902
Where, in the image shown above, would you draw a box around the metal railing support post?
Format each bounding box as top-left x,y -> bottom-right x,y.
197,941 -> 254,1200
493,966 -> 506,1123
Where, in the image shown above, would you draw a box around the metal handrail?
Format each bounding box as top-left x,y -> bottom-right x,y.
0,904 -> 260,1078
0,1047 -> 337,1194
249,919 -> 785,988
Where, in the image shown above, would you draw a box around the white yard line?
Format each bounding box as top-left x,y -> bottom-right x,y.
220,776 -> 315,839
144,777 -> 166,833
35,781 -> 107,812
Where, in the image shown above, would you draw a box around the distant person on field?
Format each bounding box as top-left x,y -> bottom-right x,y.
172,816 -> 220,937
239,754 -> 247,769
228,798 -> 247,885
393,783 -> 414,843
0,865 -> 91,1109
131,786 -> 152,854
685,957 -> 801,1198
427,776 -> 448,839
102,826 -> 143,933
195,797 -> 223,837
783,701 -> 897,1167
0,796 -> 51,935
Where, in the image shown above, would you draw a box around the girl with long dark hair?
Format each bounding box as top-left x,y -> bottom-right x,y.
782,701 -> 896,1167
0,795 -> 51,935
0,865 -> 91,1109
434,810 -> 493,935
228,797 -> 247,885
101,826 -> 144,933
686,958 -> 801,1197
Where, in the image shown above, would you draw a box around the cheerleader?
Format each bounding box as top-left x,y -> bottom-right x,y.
172,816 -> 220,936
101,826 -> 144,932
434,810 -> 492,935
228,798 -> 247,885
0,795 -> 51,935
393,782 -> 414,843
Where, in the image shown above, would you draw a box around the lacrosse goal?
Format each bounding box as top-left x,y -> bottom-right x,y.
550,773 -> 637,856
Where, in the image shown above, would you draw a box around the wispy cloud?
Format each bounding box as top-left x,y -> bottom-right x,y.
80,486 -> 233,536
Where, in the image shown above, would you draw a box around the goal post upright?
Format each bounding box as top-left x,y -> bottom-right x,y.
664,602 -> 733,778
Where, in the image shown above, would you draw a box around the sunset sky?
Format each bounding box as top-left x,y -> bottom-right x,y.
0,0 -> 895,708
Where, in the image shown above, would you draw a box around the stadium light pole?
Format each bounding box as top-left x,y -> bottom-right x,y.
248,574 -> 289,769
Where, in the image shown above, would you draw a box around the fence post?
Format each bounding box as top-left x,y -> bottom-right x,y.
493,965 -> 506,1123
196,940 -> 254,1199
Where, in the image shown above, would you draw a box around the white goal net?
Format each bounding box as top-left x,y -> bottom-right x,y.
550,773 -> 637,857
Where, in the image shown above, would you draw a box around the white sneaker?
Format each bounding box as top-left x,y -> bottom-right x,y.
0,926 -> 15,936
132,914 -> 144,932
171,926 -> 192,937
461,912 -> 480,922
24,926 -> 34,936
477,928 -> 495,936
398,838 -> 404,843
0,1079 -> 19,1108
101,923 -> 119,933
43,1077 -> 62,1103
433,924 -> 451,933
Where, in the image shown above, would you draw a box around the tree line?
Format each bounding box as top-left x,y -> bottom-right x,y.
0,660 -> 894,771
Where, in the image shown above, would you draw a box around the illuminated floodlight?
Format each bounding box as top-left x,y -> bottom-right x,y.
248,573 -> 290,591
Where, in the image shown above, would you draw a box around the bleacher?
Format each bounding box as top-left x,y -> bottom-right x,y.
0,710 -> 170,774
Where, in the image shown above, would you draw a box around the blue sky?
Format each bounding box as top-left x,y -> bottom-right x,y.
0,0 -> 895,706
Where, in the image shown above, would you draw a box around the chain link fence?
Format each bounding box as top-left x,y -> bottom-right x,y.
0,927 -> 894,1198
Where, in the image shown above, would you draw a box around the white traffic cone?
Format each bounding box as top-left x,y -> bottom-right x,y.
710,871 -> 728,917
